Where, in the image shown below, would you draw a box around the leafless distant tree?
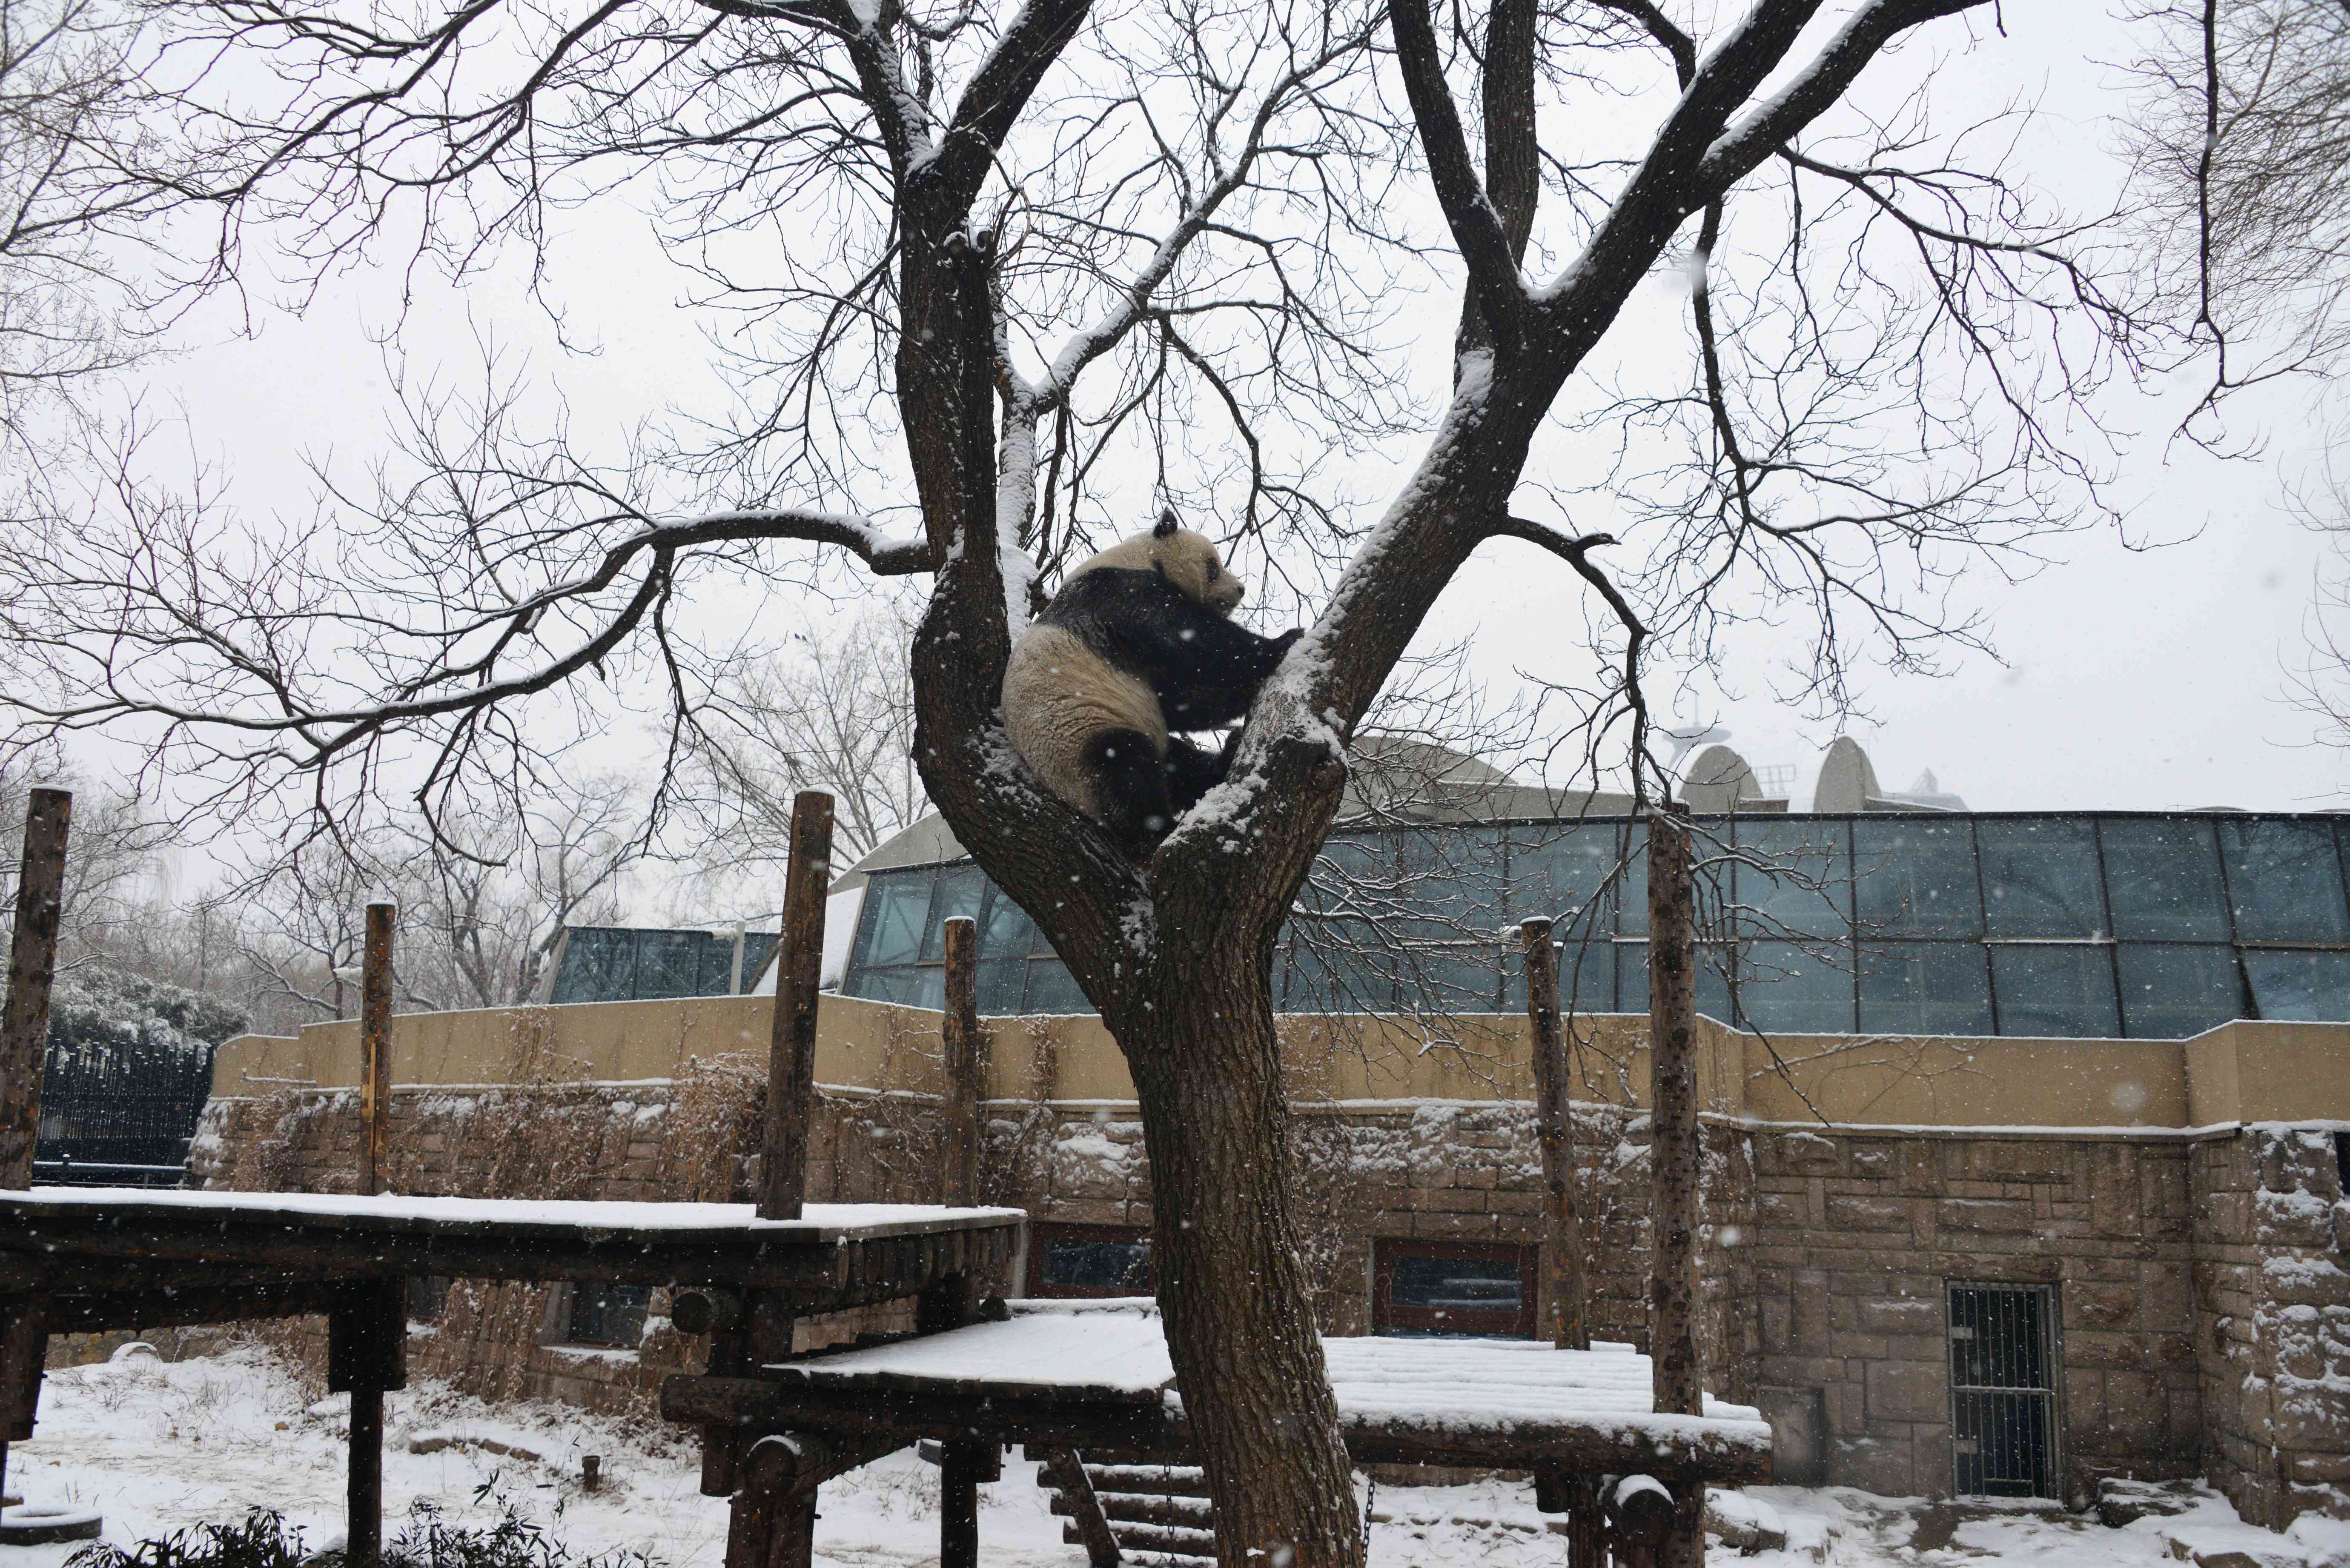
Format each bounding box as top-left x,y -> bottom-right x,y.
0,749 -> 173,959
0,0 -> 2174,1557
681,605 -> 926,871
2124,0 -> 2350,423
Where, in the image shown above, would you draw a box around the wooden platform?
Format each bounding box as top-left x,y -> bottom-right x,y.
0,1189 -> 1023,1329
665,1299 -> 1774,1481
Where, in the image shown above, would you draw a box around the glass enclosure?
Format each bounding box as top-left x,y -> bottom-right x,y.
839,813 -> 2350,1039
547,926 -> 779,1004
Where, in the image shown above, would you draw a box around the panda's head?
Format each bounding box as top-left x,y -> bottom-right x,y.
1070,510 -> 1244,615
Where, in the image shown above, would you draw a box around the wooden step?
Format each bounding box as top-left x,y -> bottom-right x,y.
1085,1465 -> 1210,1497
1061,1522 -> 1218,1560
1052,1493 -> 1214,1530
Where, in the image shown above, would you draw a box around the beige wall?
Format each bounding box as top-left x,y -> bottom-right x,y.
214,997 -> 2350,1132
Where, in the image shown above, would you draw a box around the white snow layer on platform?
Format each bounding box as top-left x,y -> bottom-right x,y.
774,1307 -> 1768,1441
0,1188 -> 1022,1239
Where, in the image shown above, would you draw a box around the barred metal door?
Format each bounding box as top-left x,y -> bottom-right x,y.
1947,1284 -> 2057,1497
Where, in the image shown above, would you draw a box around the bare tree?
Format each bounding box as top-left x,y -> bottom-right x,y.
681,605 -> 926,869
0,0 -> 2164,1559
0,749 -> 173,959
2124,0 -> 2350,423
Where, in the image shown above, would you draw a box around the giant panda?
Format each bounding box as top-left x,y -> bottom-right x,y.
1002,511 -> 1301,856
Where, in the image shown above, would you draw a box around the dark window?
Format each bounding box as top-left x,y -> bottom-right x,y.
1738,941 -> 1857,1035
1027,1223 -> 1152,1298
1394,828 -> 1507,940
920,866 -> 989,959
1977,821 -> 2106,939
861,874 -> 933,968
633,932 -> 705,999
548,929 -> 637,1004
2222,820 -> 2350,941
567,1284 -> 651,1348
1988,946 -> 2119,1039
1857,943 -> 1993,1036
1855,819 -> 1981,938
1371,1239 -> 1536,1339
2101,818 -> 2229,942
2245,950 -> 2350,1023
1406,944 -> 1505,1014
1947,1283 -> 2057,1499
1282,931 -> 1396,1014
1501,938 -> 1616,1015
1023,959 -> 1091,1015
406,1276 -> 451,1324
1734,819 -> 1853,939
2118,944 -> 2242,1038
1614,942 -> 1734,1024
977,958 -> 1029,1016
979,887 -> 1039,959
1506,823 -> 1621,931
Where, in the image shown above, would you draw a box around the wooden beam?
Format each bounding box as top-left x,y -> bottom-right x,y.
0,788 -> 69,1192
1521,918 -> 1588,1351
940,917 -> 982,1208
762,792 -> 834,1221
1040,1448 -> 1121,1568
358,901 -> 395,1197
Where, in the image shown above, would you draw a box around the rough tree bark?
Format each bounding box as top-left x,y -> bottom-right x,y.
1645,805 -> 1703,1568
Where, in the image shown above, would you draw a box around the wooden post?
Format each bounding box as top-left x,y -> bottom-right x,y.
941,916 -> 983,1208
1521,918 -> 1588,1352
939,1440 -> 998,1568
358,901 -> 395,1198
0,787 -> 67,1511
0,787 -> 69,1191
330,1285 -> 406,1568
1645,804 -> 1704,1568
761,792 -> 834,1221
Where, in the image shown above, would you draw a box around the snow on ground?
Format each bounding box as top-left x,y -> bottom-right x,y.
10,1343 -> 2350,1567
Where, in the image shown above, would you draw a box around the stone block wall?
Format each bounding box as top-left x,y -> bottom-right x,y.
2193,1123 -> 2350,1531
1748,1126 -> 2203,1502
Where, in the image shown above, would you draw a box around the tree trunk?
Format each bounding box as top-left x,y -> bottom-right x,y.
1116,955 -> 1363,1568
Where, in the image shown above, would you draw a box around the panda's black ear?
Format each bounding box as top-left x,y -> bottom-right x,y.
1154,509 -> 1179,539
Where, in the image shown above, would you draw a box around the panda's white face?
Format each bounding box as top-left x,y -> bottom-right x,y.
1067,511 -> 1244,615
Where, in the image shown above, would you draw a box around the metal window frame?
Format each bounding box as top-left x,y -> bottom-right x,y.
1025,1221 -> 1154,1299
1369,1236 -> 1538,1340
1945,1279 -> 2063,1500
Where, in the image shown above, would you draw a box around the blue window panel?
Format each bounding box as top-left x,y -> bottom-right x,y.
1857,943 -> 1993,1036
1978,820 -> 2106,938
1284,932 -> 1396,1013
1401,945 -> 1504,1013
1734,819 -> 1853,939
1615,943 -> 1733,1024
550,929 -> 636,1004
1390,1253 -> 1522,1313
850,967 -> 932,1009
2222,820 -> 2350,942
2117,944 -> 2241,1039
1505,823 -> 1623,931
1501,939 -> 1619,1014
737,932 -> 780,991
978,885 -> 1039,959
1393,828 -> 1507,939
2100,818 -> 2228,942
860,872 -> 934,967
634,931 -> 706,999
1023,959 -> 1092,1015
1855,818 -> 1981,938
1989,946 -> 2119,1039
2246,951 -> 2350,1023
1620,823 -> 1649,937
921,865 -> 989,959
1738,941 -> 1857,1035
977,958 -> 1029,1016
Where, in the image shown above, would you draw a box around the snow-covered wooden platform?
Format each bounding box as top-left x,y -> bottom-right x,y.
665,1299 -> 1774,1480
0,1187 -> 1025,1328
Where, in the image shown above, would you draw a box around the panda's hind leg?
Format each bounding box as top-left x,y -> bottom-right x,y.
1084,729 -> 1179,857
1163,734 -> 1229,818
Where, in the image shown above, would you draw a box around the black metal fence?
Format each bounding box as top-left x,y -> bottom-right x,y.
34,1036 -> 217,1187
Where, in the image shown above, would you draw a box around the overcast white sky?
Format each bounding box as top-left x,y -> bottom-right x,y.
103,0 -> 2347,853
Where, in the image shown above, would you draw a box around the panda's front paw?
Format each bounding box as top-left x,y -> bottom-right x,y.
1272,627 -> 1304,656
